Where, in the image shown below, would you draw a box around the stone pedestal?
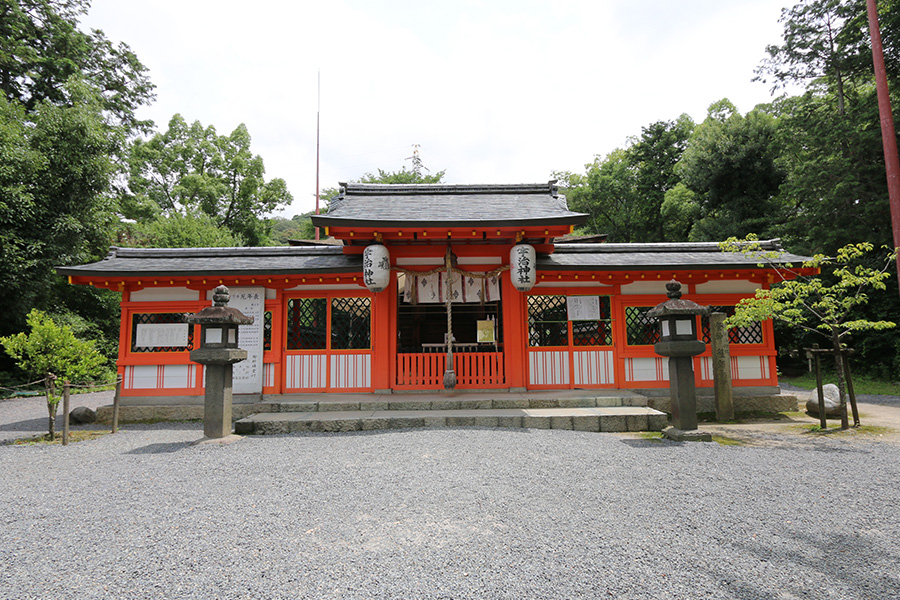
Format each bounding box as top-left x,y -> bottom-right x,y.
190,347 -> 247,439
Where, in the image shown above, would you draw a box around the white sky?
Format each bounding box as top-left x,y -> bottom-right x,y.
82,0 -> 797,217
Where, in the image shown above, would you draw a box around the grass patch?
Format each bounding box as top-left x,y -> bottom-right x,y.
637,431 -> 664,442
781,373 -> 900,396
795,423 -> 896,437
711,434 -> 745,446
8,430 -> 110,446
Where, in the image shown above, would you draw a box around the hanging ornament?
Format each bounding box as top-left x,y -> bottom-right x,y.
363,244 -> 390,292
510,243 -> 536,292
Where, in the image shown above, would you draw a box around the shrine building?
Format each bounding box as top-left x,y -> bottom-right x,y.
58,181 -> 808,410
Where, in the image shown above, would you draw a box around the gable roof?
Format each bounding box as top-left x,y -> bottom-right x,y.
311,181 -> 587,229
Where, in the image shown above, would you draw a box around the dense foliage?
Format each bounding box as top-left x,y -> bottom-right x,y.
558,0 -> 900,377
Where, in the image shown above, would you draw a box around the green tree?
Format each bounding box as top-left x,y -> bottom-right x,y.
722,236 -> 896,426
123,212 -> 242,248
676,100 -> 786,240
772,87 -> 891,254
628,115 -> 695,241
0,81 -> 116,340
0,0 -> 155,134
124,114 -> 293,246
557,117 -> 693,242
270,212 -> 317,244
2,309 -> 107,438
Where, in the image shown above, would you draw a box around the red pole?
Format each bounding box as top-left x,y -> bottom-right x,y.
315,71 -> 321,241
866,0 -> 900,295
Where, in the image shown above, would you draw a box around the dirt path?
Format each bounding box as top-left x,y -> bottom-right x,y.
696,389 -> 900,447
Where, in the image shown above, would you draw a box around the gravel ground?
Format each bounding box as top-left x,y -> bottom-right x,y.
1,392 -> 899,599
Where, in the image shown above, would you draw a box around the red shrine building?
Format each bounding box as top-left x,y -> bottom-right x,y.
58,182 -> 807,407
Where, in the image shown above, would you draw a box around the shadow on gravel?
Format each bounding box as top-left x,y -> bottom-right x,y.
618,438 -> 668,449
0,417 -> 48,432
125,442 -> 188,454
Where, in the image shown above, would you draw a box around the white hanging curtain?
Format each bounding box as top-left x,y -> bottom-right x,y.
404,272 -> 501,304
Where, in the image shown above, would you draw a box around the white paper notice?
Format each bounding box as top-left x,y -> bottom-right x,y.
135,323 -> 189,348
223,287 -> 265,394
566,296 -> 601,321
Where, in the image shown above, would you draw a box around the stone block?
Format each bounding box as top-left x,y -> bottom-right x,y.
497,416 -> 523,428
523,416 -> 551,429
233,420 -> 254,435
529,398 -> 559,409
550,416 -> 574,430
388,401 -> 431,411
319,419 -> 361,432
473,416 -> 500,428
361,418 -> 390,431
559,398 -> 594,408
423,416 -> 447,427
626,414 -> 649,432
360,401 -> 389,411
572,415 -> 600,432
600,414 -> 627,432
388,417 -> 426,429
318,402 -> 360,412
492,399 -> 530,409
447,416 -> 477,427
648,413 -> 669,431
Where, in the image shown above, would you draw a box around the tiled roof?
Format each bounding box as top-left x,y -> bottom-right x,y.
57,240 -> 808,278
311,181 -> 587,228
541,240 -> 810,270
57,246 -> 361,278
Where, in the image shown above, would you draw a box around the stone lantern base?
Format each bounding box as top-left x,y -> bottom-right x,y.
663,426 -> 712,442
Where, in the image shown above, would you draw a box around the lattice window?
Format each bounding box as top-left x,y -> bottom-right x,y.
625,306 -> 659,346
130,313 -> 193,353
701,306 -> 763,344
263,311 -> 273,351
572,296 -> 612,347
528,295 -> 568,347
286,298 -> 327,350
331,297 -> 371,350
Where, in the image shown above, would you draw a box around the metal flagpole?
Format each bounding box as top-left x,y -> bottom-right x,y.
866,0 -> 900,296
315,70 -> 321,241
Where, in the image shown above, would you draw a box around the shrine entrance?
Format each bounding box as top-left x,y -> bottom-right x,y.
394,272 -> 506,389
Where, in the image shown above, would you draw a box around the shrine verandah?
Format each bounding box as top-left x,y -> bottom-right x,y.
58,182 -> 809,407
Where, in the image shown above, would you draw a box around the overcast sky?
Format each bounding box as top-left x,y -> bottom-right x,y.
82,0 -> 797,217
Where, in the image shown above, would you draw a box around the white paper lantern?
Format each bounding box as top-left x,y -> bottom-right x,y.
363,244 -> 391,292
510,244 -> 536,292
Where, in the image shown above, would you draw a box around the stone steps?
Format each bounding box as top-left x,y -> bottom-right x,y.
235,391 -> 669,435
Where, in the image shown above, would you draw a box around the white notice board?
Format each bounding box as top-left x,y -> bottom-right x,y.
221,287 -> 265,394
135,323 -> 189,348
566,296 -> 601,321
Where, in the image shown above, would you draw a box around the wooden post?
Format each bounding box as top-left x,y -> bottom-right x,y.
112,375 -> 122,434
812,345 -> 827,429
62,380 -> 70,446
841,352 -> 860,427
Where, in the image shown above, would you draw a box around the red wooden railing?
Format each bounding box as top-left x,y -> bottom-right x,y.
395,352 -> 506,389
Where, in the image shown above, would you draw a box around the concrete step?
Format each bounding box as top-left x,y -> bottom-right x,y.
255,390 -> 649,414
234,406 -> 668,435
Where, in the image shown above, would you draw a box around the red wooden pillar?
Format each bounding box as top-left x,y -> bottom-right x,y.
501,272 -> 527,389
371,274 -> 394,391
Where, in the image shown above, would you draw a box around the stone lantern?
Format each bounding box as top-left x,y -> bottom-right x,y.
185,285 -> 254,439
648,279 -> 711,442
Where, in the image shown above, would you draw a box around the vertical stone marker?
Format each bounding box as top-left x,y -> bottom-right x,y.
709,312 -> 735,422
185,286 -> 254,440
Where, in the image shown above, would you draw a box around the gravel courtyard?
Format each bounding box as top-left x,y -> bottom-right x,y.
1,392 -> 899,599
